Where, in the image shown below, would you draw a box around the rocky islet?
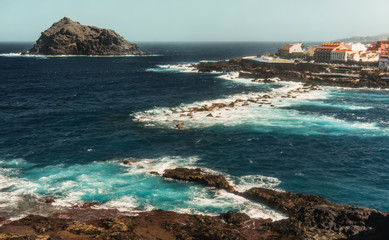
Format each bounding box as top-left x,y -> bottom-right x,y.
24,17 -> 144,56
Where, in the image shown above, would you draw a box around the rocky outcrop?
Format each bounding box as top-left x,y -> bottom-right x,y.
162,168 -> 235,192
24,17 -> 144,56
243,187 -> 389,240
160,167 -> 389,239
1,168 -> 388,239
196,58 -> 389,89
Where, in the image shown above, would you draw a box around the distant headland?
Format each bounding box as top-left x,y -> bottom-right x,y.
23,17 -> 144,56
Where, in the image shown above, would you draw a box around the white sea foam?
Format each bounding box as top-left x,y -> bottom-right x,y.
120,156 -> 199,175
0,160 -> 58,220
294,99 -> 373,110
180,188 -> 286,221
104,196 -> 138,209
97,196 -> 147,213
0,53 -> 25,57
231,175 -> 282,192
216,71 -> 257,85
146,63 -> 198,73
132,80 -> 388,136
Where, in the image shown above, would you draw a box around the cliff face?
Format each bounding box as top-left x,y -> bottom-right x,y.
26,17 -> 144,55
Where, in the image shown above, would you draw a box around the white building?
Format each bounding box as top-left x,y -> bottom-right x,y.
379,55 -> 389,69
278,42 -> 304,56
347,52 -> 361,62
344,42 -> 367,52
331,49 -> 353,62
359,52 -> 380,62
289,42 -> 304,53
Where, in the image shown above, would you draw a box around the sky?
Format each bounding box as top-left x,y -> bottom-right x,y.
1,0 -> 389,42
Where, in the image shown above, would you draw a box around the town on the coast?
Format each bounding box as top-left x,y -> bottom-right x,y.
275,39 -> 389,69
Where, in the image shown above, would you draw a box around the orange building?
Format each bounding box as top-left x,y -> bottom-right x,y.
368,38 -> 389,52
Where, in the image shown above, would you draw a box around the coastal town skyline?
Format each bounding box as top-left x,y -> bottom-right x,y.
1,0 -> 389,42
276,39 -> 389,68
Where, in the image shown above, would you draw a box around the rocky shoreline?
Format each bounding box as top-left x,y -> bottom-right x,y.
1,167 -> 387,240
195,58 -> 389,89
134,58 -> 389,131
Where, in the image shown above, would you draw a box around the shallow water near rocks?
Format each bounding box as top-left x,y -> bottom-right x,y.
0,42 -> 388,220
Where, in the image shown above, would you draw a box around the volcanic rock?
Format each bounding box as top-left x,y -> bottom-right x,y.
220,211 -> 251,225
243,187 -> 389,239
196,58 -> 389,89
0,210 -> 276,240
162,168 -> 235,192
25,17 -> 144,56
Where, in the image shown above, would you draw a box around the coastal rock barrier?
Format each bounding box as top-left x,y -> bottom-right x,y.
195,58 -> 389,89
160,167 -> 389,240
134,80 -> 322,130
0,167 -> 388,239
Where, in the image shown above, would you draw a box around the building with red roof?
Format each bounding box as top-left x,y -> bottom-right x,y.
330,45 -> 352,62
369,38 -> 389,52
314,42 -> 342,62
278,42 -> 304,57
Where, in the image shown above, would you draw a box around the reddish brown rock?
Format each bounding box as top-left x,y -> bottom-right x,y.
0,210 -> 277,240
44,198 -> 55,204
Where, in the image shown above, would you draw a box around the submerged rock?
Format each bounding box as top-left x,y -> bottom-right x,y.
24,17 -> 144,56
162,168 -> 235,192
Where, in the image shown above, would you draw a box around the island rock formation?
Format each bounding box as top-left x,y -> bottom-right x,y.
25,17 -> 144,55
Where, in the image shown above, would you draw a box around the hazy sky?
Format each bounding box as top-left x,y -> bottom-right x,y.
1,0 -> 389,42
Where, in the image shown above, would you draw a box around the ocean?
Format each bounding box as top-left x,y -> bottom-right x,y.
0,42 -> 388,221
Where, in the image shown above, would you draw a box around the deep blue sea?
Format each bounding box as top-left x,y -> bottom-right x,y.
0,42 -> 388,220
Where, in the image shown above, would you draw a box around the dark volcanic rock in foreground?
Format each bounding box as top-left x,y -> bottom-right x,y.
0,210 -> 275,240
244,187 -> 389,240
1,168 -> 388,239
25,17 -> 144,55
